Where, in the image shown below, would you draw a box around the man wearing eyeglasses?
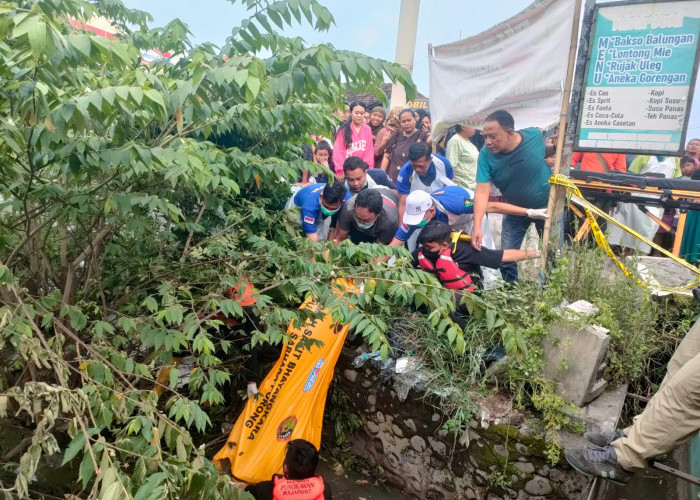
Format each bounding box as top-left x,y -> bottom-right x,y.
332,188 -> 399,246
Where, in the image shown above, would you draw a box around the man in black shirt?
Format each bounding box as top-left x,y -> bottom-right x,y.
333,188 -> 399,245
246,439 -> 332,500
413,220 -> 538,290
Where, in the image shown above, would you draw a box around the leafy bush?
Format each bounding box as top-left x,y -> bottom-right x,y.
0,0 -> 449,498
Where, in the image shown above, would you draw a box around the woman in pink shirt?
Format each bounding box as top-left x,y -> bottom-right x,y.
333,101 -> 375,179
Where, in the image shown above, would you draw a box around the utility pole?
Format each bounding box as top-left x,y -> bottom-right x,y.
390,0 -> 420,109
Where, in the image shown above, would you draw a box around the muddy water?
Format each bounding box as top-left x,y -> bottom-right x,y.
317,461 -> 413,500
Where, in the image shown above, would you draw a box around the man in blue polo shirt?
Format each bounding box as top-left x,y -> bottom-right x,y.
390,185 -> 547,247
293,182 -> 348,241
396,142 -> 455,224
471,110 -> 552,282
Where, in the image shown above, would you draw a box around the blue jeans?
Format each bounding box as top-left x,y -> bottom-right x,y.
500,215 -> 545,282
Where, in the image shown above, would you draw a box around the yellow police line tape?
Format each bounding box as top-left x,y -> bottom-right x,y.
549,174 -> 700,294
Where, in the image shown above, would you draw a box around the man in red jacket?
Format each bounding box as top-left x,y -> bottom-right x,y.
246,439 -> 332,500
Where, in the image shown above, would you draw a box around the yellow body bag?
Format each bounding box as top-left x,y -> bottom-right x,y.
213,279 -> 355,483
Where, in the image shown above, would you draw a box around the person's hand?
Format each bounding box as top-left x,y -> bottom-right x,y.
526,208 -> 549,220
471,226 -> 483,250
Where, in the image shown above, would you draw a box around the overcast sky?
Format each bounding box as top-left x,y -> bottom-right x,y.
123,0 -> 700,139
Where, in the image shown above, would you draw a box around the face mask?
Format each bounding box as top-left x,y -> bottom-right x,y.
421,248 -> 441,260
320,205 -> 339,217
355,217 -> 376,230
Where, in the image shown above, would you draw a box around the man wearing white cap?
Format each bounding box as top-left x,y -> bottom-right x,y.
389,186 -> 547,248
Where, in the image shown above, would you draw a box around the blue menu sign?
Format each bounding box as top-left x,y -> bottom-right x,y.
576,0 -> 700,154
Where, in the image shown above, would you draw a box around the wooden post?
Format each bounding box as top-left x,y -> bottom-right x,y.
674,212 -> 688,256
540,0 -> 596,272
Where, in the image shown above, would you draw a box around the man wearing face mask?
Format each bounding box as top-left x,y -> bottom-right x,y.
413,220 -> 539,290
390,186 -> 547,248
343,157 -> 396,195
293,182 -> 349,241
333,188 -> 399,245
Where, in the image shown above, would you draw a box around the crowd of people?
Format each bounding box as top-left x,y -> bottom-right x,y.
254,103 -> 700,496
292,101 -> 700,288
292,103 -> 555,293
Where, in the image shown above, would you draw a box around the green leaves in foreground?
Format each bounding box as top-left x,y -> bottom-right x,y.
0,0 -> 418,497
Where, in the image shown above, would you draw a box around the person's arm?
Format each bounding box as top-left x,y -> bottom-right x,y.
456,244 -> 537,270
502,248 -> 540,262
398,193 -> 407,228
380,153 -> 390,172
332,228 -> 349,246
381,133 -> 397,173
246,480 -> 273,500
323,478 -> 333,500
332,134 -> 346,176
300,208 -> 321,240
390,221 -> 413,247
332,205 -> 351,246
375,128 -> 393,157
363,127 -> 375,168
471,182 -> 490,250
445,138 -> 459,167
370,169 -> 396,190
486,201 -> 548,219
441,155 -> 455,180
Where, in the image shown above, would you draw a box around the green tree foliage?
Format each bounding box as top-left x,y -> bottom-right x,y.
0,0 -> 456,498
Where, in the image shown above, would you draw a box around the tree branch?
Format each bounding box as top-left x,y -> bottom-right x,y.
61,226 -> 111,305
180,203 -> 206,262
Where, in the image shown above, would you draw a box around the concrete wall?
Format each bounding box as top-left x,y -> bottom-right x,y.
335,348 -> 590,500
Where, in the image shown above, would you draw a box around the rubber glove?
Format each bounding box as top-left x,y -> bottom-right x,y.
526,208 -> 549,219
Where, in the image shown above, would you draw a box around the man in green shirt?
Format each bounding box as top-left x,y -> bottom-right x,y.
446,124 -> 480,190
471,110 -> 552,282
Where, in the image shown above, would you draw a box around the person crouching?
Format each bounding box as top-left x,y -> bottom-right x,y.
414,220 -> 539,291
246,439 -> 332,500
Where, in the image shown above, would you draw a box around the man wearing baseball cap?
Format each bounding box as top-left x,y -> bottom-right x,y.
389,185 -> 547,248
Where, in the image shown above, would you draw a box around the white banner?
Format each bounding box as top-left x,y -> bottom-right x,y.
428,0 -> 573,140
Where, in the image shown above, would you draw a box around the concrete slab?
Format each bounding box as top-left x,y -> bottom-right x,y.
543,322 -> 610,406
559,383 -> 628,451
634,256 -> 699,296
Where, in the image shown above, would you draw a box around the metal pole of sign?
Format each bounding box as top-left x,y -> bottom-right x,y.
651,460 -> 700,487
540,0 -> 596,272
586,477 -> 602,500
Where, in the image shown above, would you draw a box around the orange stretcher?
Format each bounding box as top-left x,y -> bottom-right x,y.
567,170 -> 700,256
